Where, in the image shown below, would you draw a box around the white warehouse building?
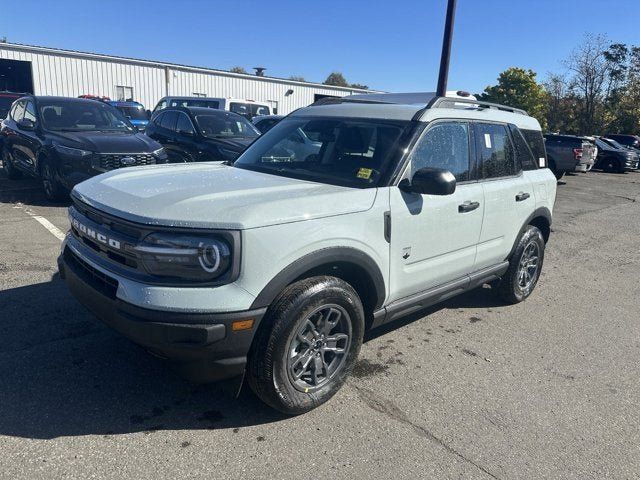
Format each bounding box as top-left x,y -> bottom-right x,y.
0,42 -> 377,114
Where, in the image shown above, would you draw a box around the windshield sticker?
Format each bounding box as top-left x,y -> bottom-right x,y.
357,168 -> 373,180
484,133 -> 492,149
539,157 -> 546,167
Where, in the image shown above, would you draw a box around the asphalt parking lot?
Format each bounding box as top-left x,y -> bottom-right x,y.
1,170 -> 639,480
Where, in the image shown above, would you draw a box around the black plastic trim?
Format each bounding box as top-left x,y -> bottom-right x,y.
372,262 -> 509,328
250,247 -> 386,310
506,207 -> 552,261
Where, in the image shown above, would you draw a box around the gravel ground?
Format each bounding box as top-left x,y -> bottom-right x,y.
0,169 -> 639,480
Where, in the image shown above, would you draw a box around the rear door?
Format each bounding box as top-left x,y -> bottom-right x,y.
473,122 -> 534,271
388,120 -> 484,302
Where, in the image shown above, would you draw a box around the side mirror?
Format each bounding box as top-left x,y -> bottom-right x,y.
17,118 -> 35,131
399,167 -> 456,195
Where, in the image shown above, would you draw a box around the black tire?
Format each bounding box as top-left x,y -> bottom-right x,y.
247,276 -> 364,415
40,157 -> 66,201
497,225 -> 545,304
602,158 -> 622,173
2,148 -> 22,179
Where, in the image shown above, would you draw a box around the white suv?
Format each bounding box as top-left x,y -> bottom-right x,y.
58,92 -> 557,414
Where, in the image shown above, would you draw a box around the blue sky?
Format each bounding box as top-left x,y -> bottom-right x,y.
1,0 -> 639,93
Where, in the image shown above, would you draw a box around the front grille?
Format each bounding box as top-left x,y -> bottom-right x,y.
97,153 -> 156,171
64,247 -> 118,299
70,199 -> 144,272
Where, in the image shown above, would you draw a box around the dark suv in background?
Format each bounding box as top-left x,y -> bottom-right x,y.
145,107 -> 259,163
0,96 -> 167,200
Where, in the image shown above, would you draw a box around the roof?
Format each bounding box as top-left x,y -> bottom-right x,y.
0,42 -> 379,94
291,92 -> 540,131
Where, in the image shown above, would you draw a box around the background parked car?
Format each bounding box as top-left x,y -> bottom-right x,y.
0,96 -> 167,199
575,136 -> 597,172
252,114 -> 283,133
145,107 -> 259,163
593,137 -> 639,173
543,134 -> 595,179
107,100 -> 150,131
603,134 -> 640,152
152,96 -> 272,120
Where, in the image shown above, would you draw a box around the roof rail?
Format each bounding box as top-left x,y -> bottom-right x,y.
310,96 -> 389,107
429,96 -> 528,115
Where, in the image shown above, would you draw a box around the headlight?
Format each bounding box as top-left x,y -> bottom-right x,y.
152,147 -> 166,157
134,232 -> 232,281
54,144 -> 92,157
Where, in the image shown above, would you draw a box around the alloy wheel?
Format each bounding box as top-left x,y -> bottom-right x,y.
287,304 -> 352,392
517,241 -> 540,290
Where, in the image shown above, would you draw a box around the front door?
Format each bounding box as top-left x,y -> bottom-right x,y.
388,121 -> 484,303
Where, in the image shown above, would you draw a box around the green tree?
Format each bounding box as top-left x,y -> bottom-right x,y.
230,66 -> 248,74
478,67 -> 548,128
350,83 -> 369,90
323,72 -> 349,87
288,75 -> 307,82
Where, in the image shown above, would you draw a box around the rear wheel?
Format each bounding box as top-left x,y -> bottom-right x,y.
2,148 -> 22,179
247,276 -> 364,415
40,158 -> 66,201
497,225 -> 545,304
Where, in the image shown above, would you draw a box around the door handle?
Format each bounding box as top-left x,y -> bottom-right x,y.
458,201 -> 480,213
515,192 -> 530,202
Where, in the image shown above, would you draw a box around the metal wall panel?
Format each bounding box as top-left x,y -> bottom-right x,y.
0,43 -> 372,113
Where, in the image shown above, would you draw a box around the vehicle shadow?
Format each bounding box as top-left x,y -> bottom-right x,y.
364,284 -> 504,342
0,272 -> 506,440
0,273 -> 284,440
0,171 -> 71,207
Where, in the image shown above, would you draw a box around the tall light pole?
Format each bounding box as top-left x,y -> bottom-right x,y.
436,0 -> 457,97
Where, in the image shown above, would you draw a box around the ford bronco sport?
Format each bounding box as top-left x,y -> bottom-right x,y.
58,92 -> 557,414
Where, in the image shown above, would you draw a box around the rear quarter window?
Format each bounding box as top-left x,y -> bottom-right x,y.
522,129 -> 546,168
509,125 -> 538,171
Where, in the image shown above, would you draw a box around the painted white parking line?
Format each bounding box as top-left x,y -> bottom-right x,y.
13,203 -> 66,242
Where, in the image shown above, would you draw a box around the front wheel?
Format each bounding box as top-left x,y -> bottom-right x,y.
496,225 -> 545,304
40,158 -> 66,201
2,148 -> 22,179
602,158 -> 623,173
247,276 -> 364,415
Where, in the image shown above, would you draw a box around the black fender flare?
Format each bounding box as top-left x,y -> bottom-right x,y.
250,247 -> 386,310
506,207 -> 552,261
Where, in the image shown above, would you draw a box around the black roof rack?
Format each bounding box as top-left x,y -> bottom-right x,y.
310,93 -> 529,119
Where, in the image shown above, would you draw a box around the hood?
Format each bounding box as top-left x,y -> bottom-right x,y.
72,163 -> 377,230
203,136 -> 255,152
51,131 -> 160,153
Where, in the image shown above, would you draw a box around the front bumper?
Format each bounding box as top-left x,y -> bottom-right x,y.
58,247 -> 266,383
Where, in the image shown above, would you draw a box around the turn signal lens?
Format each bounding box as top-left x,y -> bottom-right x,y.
231,319 -> 255,331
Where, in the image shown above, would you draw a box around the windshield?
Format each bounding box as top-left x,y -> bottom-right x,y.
39,100 -> 133,132
233,116 -> 410,188
195,112 -> 260,139
596,138 -> 617,150
0,96 -> 18,119
115,105 -> 149,121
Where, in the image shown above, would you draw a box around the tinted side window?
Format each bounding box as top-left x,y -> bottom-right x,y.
176,113 -> 195,135
522,129 -> 546,168
409,122 -> 470,181
475,123 -> 515,179
11,100 -> 26,122
23,101 -> 37,123
160,111 -> 178,131
509,125 -> 537,171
